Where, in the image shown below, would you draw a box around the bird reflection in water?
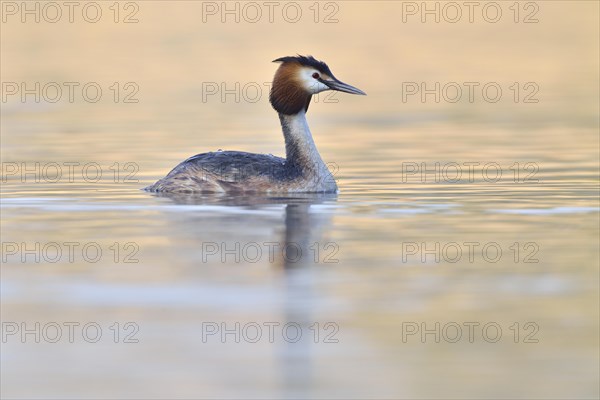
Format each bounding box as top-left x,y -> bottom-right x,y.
147,192 -> 337,396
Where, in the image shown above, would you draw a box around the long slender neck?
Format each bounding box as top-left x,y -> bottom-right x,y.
279,110 -> 328,174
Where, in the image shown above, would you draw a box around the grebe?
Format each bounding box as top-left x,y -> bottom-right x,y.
145,55 -> 365,193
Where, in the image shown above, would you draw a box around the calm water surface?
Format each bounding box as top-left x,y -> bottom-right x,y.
1,2 -> 599,399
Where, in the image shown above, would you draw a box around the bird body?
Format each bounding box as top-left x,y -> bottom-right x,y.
145,55 -> 365,193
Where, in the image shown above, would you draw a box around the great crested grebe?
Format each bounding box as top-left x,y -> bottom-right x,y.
145,55 -> 365,193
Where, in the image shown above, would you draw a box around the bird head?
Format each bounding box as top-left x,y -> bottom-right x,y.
269,55 -> 366,115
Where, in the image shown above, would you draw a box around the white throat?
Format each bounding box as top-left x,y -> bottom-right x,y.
279,110 -> 336,191
281,110 -> 324,168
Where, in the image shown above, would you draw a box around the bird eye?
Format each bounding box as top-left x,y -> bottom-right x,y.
312,72 -> 320,79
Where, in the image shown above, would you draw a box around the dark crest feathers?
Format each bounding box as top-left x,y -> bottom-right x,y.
273,55 -> 334,77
